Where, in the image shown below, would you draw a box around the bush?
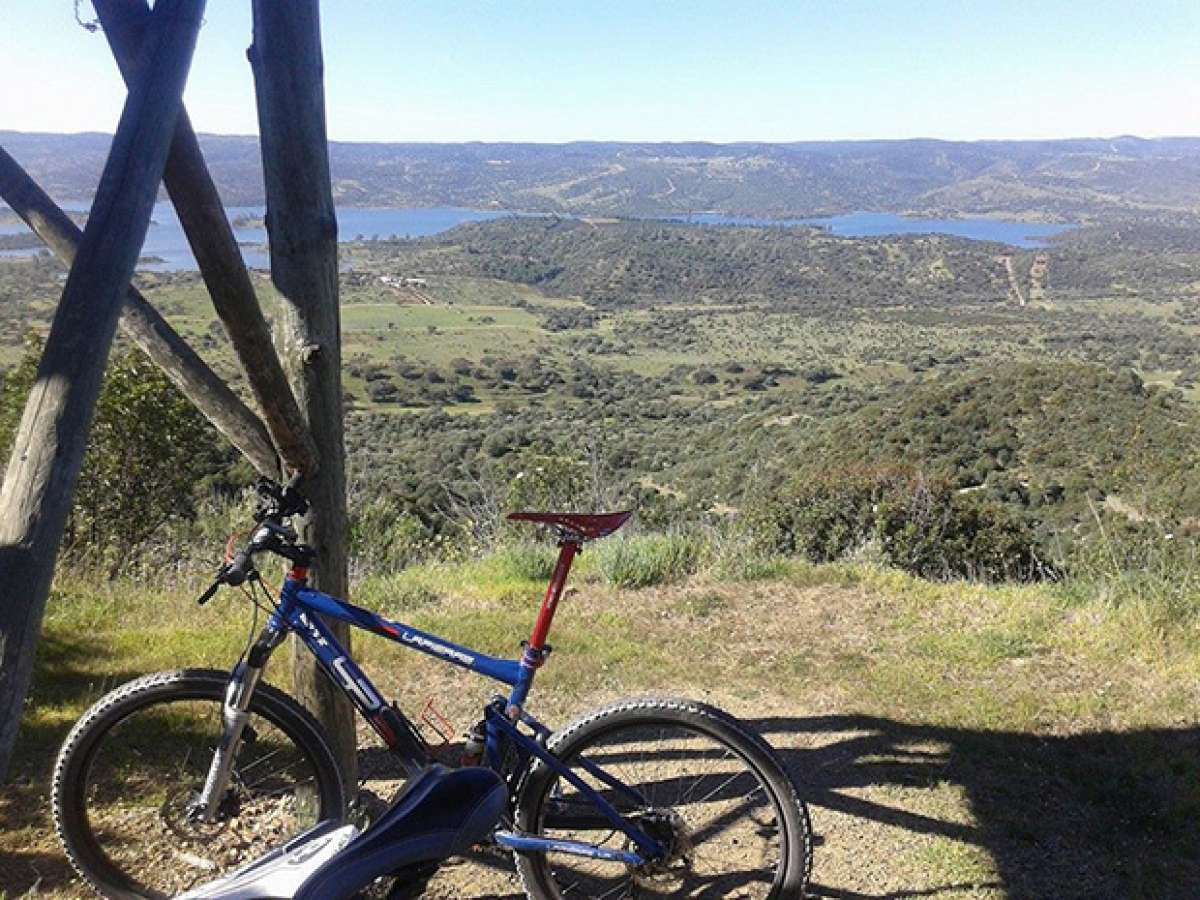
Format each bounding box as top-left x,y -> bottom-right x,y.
367,379 -> 400,403
1,337 -> 228,572
596,533 -> 699,588
503,451 -> 595,513
746,465 -> 1047,581
350,496 -> 439,575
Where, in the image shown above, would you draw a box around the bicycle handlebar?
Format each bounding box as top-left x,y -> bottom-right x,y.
195,476 -> 313,605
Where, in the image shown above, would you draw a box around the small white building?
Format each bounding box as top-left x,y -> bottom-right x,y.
379,275 -> 428,289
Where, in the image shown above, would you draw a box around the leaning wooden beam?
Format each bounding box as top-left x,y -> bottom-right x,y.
0,147 -> 279,478
0,0 -> 205,781
94,0 -> 318,477
250,0 -> 357,789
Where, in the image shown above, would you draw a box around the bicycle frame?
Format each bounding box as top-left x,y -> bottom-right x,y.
211,538 -> 666,866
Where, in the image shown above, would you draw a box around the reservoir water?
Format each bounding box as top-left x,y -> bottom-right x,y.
0,203 -> 1075,270
0,203 -> 513,271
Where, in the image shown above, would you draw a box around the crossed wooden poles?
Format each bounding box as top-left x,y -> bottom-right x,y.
0,0 -> 355,783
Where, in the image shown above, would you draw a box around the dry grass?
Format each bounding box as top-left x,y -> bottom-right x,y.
2,560 -> 1199,898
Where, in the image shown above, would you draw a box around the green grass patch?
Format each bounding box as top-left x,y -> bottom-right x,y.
488,540 -> 559,582
594,533 -> 700,588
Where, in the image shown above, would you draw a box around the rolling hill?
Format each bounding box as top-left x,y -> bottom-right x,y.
5,131 -> 1200,222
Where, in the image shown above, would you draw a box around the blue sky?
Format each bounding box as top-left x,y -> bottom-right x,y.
3,0 -> 1198,142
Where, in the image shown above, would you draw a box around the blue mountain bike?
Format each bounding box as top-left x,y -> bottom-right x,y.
52,477 -> 812,899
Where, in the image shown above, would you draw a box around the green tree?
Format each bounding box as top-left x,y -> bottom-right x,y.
0,333 -> 42,466
1,335 -> 226,571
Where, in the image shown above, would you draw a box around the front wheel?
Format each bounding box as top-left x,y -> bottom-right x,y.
514,697 -> 812,899
52,668 -> 347,899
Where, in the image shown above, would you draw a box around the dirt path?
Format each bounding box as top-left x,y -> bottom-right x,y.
997,255 -> 1026,307
0,688 -> 1021,900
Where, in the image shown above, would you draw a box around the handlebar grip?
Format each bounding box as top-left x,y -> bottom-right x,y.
225,550 -> 253,586
281,474 -> 310,518
197,580 -> 221,606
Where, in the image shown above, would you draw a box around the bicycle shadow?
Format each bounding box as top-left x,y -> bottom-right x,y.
751,714 -> 1200,900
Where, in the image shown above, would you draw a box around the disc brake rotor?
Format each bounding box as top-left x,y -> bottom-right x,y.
628,809 -> 694,888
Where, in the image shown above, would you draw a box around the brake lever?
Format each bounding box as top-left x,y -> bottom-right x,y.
280,486 -> 309,518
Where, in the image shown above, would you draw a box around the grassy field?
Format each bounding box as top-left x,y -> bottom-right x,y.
2,548 -> 1198,898
5,244 -> 1198,418
81,242 -> 1190,415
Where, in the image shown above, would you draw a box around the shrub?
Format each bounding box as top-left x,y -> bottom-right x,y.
2,336 -> 228,573
367,379 -> 400,402
746,465 -> 1046,581
350,496 -> 439,575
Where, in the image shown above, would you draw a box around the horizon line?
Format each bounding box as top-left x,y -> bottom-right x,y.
2,129 -> 1197,147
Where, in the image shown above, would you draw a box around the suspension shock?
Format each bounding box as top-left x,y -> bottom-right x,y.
193,624 -> 287,820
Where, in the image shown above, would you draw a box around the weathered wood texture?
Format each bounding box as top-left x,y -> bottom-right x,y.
95,0 -> 318,478
0,147 -> 279,477
0,0 -> 205,780
249,0 -> 357,786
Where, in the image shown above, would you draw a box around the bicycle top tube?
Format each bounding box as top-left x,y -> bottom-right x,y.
273,575 -> 523,686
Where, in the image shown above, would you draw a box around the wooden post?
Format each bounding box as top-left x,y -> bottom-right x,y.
95,0 -> 318,479
249,0 -> 356,788
0,0 -> 204,780
0,146 -> 279,477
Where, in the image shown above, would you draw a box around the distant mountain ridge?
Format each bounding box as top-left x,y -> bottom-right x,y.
4,131 -> 1200,222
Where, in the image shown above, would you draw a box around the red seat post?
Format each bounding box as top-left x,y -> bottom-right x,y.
528,540 -> 580,654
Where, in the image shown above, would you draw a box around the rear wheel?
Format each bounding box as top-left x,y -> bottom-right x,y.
52,669 -> 346,899
514,697 -> 812,899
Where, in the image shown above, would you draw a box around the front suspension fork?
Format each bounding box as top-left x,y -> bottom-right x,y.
194,625 -> 286,821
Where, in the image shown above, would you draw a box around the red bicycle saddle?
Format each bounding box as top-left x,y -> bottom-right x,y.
506,511 -> 633,540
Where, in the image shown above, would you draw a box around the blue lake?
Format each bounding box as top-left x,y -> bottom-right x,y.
0,203 -> 515,271
0,204 -> 1075,270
